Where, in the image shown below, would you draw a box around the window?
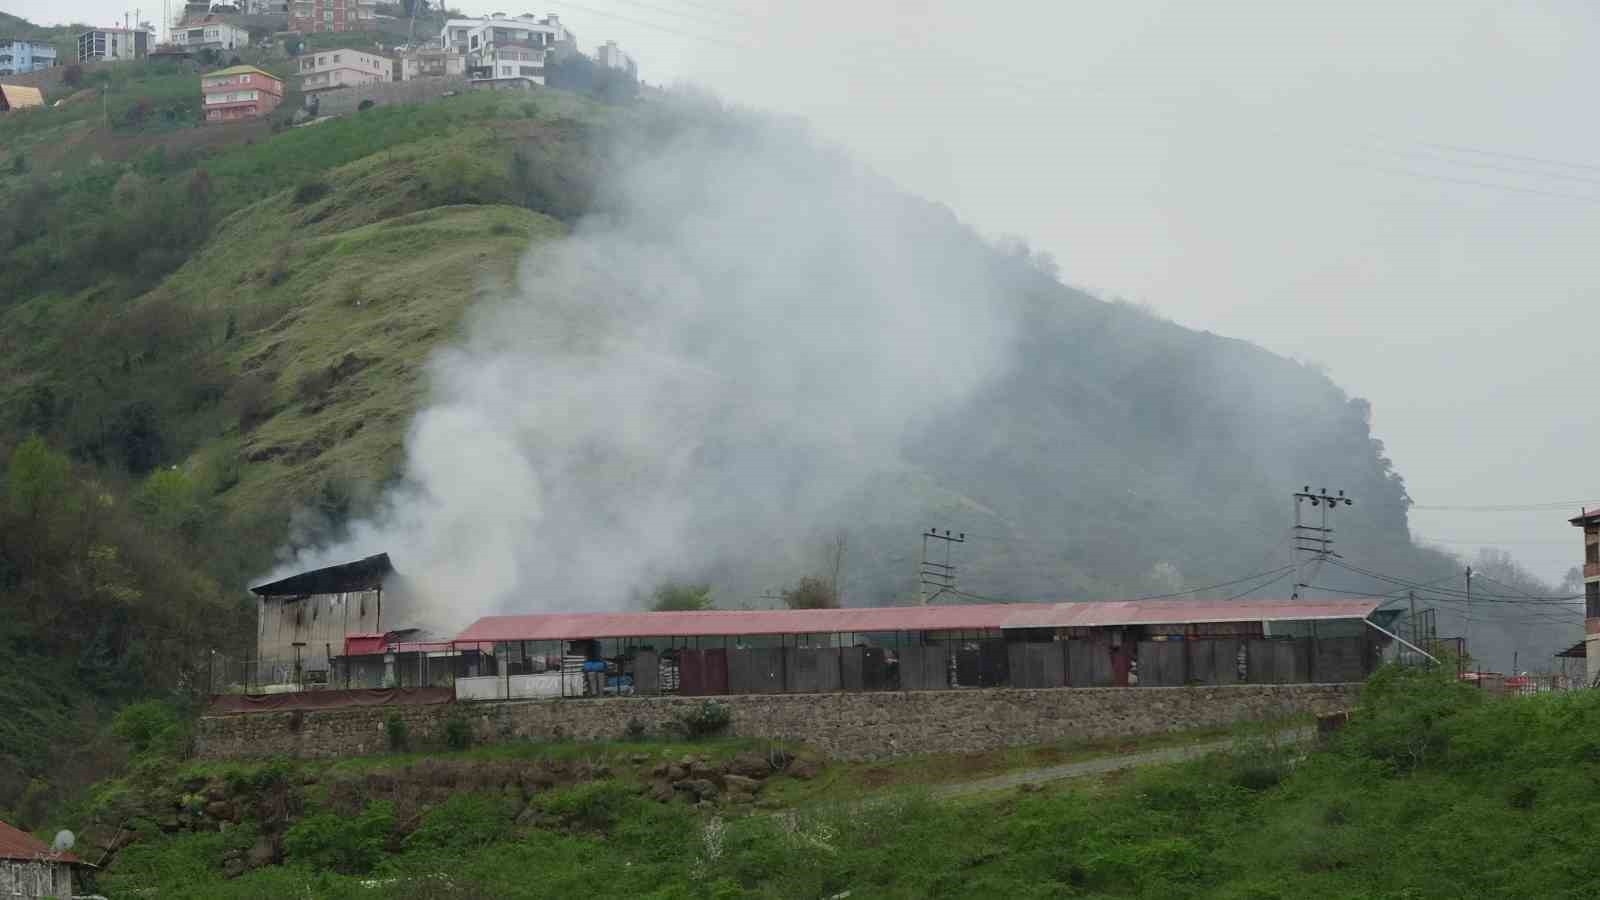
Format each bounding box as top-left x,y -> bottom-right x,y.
1588,582 -> 1599,619
501,65 -> 512,76
1588,542 -> 1598,565
519,65 -> 538,76
241,74 -> 251,83
333,53 -> 341,62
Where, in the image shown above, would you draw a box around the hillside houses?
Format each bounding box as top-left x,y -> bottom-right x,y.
441,13 -> 576,88
298,48 -> 392,98
201,65 -> 282,123
0,39 -> 56,76
172,16 -> 252,53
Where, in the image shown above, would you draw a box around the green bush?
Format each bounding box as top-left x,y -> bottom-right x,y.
110,699 -> 189,758
532,781 -> 638,831
291,179 -> 331,205
675,700 -> 732,740
405,792 -> 515,853
283,801 -> 394,874
385,712 -> 408,751
443,713 -> 472,751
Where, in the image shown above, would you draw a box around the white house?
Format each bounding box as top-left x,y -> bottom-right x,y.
172,18 -> 252,52
595,40 -> 635,76
440,13 -> 575,87
78,27 -> 150,63
298,47 -> 392,97
396,46 -> 465,81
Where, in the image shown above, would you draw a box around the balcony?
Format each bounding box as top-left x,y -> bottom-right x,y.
1585,563 -> 1600,579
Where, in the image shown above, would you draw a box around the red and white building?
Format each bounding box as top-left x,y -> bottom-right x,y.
1572,508 -> 1600,685
288,0 -> 377,33
201,65 -> 283,124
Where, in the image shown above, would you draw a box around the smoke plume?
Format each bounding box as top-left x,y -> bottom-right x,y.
274,107 -> 1022,629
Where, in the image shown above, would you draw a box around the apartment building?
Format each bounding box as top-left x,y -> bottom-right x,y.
299,48 -> 392,97
201,64 -> 283,123
440,13 -> 575,87
396,46 -> 465,81
78,27 -> 150,63
172,18 -> 252,52
288,0 -> 377,34
0,39 -> 57,75
595,40 -> 635,76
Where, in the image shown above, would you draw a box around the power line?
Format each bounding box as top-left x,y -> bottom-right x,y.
1410,499 -> 1600,511
1133,565 -> 1297,601
1326,559 -> 1580,602
1341,161 -> 1600,206
1421,141 -> 1600,175
1222,568 -> 1294,602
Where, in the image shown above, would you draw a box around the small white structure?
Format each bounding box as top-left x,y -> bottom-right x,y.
299,47 -> 393,97
172,19 -> 253,52
396,47 -> 465,81
0,821 -> 84,899
595,40 -> 635,76
78,27 -> 150,63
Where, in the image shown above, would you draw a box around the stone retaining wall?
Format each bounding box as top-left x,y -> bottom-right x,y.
314,75 -> 467,116
195,683 -> 1358,761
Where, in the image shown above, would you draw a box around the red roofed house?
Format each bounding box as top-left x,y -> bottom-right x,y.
0,819 -> 83,898
201,65 -> 283,124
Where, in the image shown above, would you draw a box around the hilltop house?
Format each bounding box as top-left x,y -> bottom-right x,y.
288,0 -> 378,34
0,39 -> 57,75
595,40 -> 635,77
0,84 -> 44,113
78,27 -> 150,63
396,46 -> 465,81
172,17 -> 252,53
201,65 -> 283,123
441,13 -> 576,88
298,48 -> 392,100
0,820 -> 84,899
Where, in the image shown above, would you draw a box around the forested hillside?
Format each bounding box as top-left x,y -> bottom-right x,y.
0,26 -> 1577,826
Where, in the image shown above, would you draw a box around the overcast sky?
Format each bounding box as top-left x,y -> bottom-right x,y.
18,0 -> 1599,579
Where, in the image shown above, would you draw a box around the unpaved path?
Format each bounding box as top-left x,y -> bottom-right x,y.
931,726 -> 1314,799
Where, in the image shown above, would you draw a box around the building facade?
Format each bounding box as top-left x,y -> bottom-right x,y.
249,554 -> 396,686
440,14 -> 575,87
0,39 -> 57,75
0,821 -> 80,899
288,0 -> 377,34
78,27 -> 150,63
172,18 -> 252,52
202,64 -> 283,123
1572,508 -> 1600,686
595,40 -> 635,76
298,47 -> 392,97
396,46 -> 465,81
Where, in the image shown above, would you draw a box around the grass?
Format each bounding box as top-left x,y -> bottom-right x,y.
79,670 -> 1600,898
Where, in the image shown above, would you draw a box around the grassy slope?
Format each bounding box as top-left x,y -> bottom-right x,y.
74,672 -> 1600,898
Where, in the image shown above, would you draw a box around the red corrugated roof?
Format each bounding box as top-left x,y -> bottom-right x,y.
0,820 -> 80,864
452,598 -> 1380,644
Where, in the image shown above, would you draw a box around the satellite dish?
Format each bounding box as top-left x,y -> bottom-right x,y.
51,830 -> 75,853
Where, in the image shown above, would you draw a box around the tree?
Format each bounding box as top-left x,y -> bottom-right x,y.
782,575 -> 838,610
5,435 -> 70,522
651,581 -> 712,612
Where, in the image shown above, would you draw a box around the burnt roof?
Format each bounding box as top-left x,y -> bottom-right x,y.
250,553 -> 393,597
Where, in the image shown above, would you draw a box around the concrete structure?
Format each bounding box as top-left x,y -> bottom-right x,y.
313,73 -> 467,116
0,820 -> 82,898
202,64 -> 283,122
1572,508 -> 1600,686
396,46 -> 465,81
0,39 -> 57,76
0,84 -> 44,113
194,681 -> 1359,761
288,0 -> 377,33
440,13 -> 575,87
78,27 -> 150,63
595,40 -> 634,76
172,17 -> 253,52
298,47 -> 392,98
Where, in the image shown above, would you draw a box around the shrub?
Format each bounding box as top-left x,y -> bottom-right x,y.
292,179 -> 331,205
283,800 -> 394,873
110,700 -> 188,757
651,581 -> 712,611
676,700 -> 732,740
443,713 -> 472,751
533,781 -> 638,831
623,718 -> 648,742
358,99 -> 376,111
405,792 -> 513,852
385,712 -> 408,751
9,154 -> 24,175
781,575 -> 838,609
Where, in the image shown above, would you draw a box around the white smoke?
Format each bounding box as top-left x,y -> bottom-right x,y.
273,107 -> 1022,629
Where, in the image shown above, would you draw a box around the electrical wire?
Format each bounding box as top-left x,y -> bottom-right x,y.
1132,565 -> 1297,601
1327,559 -> 1580,602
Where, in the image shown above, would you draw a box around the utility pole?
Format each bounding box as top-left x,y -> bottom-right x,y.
1466,565 -> 1474,679
1291,487 -> 1353,599
919,528 -> 965,604
1408,590 -> 1418,651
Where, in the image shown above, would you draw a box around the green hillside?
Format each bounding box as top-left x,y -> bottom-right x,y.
0,15 -> 1577,835
59,668 -> 1600,898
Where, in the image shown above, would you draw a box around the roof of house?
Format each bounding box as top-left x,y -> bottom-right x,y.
452,598 -> 1382,644
1570,508 -> 1600,526
204,65 -> 279,80
0,85 -> 45,110
250,553 -> 393,597
0,820 -> 81,865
